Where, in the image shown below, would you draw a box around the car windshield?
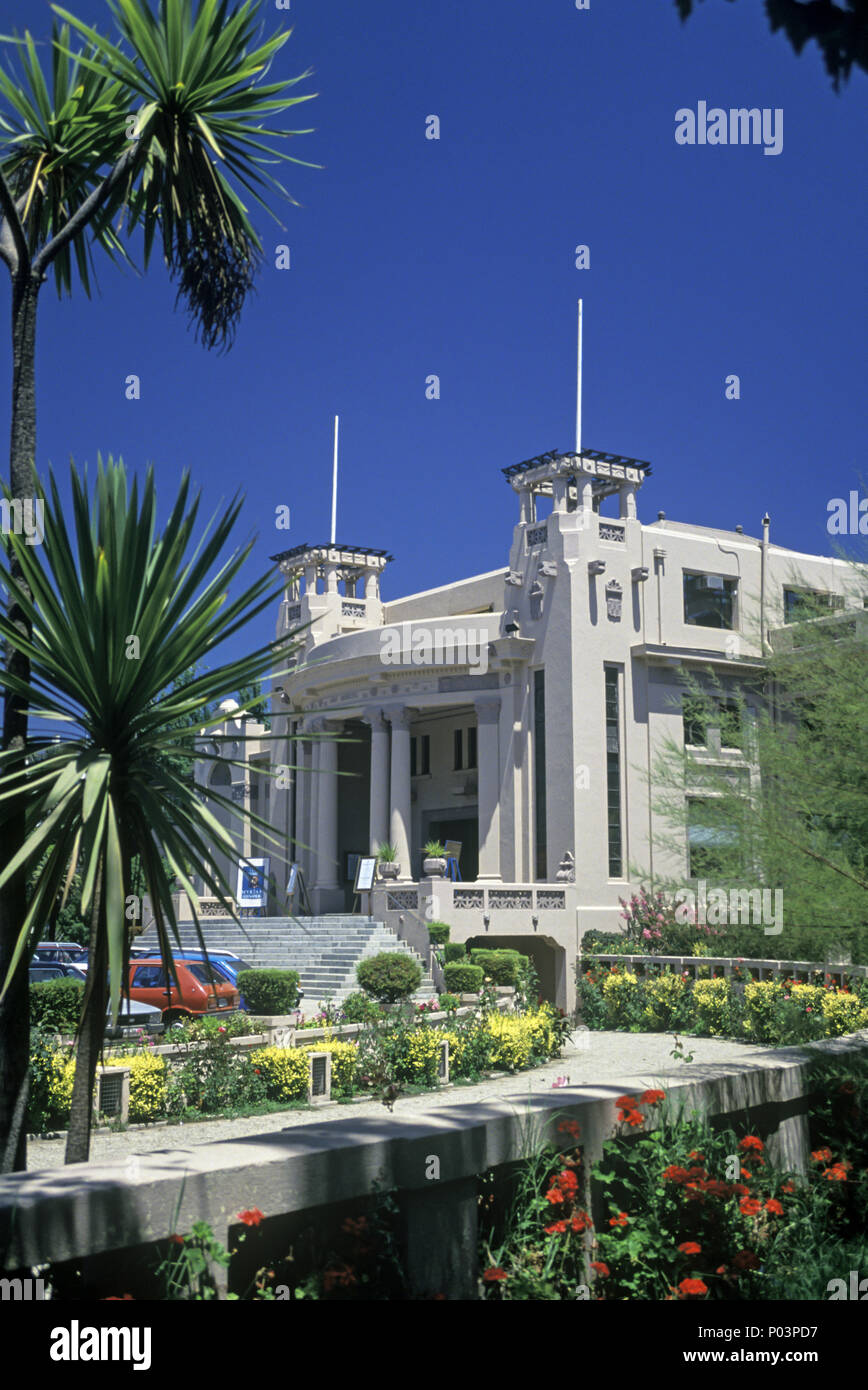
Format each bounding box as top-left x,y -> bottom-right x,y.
185,962 -> 226,986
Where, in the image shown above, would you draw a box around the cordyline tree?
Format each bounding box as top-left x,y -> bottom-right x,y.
0,457 -> 294,1163
674,0 -> 868,88
645,568 -> 868,938
0,0 -> 315,1171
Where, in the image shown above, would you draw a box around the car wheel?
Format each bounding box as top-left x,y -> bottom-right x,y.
164,1011 -> 188,1030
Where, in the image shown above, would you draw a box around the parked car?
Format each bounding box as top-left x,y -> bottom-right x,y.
29,963 -> 164,1036
126,957 -> 239,1024
173,952 -> 257,1011
32,943 -> 86,966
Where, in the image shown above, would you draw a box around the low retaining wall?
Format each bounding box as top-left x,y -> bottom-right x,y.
2,1030 -> 866,1298
583,953 -> 867,985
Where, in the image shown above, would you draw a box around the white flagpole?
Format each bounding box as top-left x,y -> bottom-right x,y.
330,415 -> 339,544
575,299 -> 583,456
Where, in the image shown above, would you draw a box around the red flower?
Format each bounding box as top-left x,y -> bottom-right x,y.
811,1147 -> 833,1163
544,1220 -> 568,1235
661,1164 -> 689,1183
483,1267 -> 508,1282
169,1233 -> 185,1245
102,1294 -> 134,1300
571,1212 -> 593,1233
557,1169 -> 579,1193
740,1168 -> 752,1181
733,1250 -> 760,1271
739,1197 -> 762,1216
237,1208 -> 265,1227
623,1109 -> 645,1128
609,1211 -> 629,1228
677,1241 -> 702,1255
590,1261 -> 609,1277
739,1136 -> 764,1153
639,1089 -> 666,1105
765,1198 -> 784,1215
823,1164 -> 848,1182
545,1188 -> 565,1204
615,1095 -> 639,1110
780,1181 -> 795,1194
715,1265 -> 727,1275
678,1278 -> 708,1297
688,1150 -> 705,1160
557,1119 -> 581,1139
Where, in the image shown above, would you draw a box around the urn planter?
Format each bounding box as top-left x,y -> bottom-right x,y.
422,857 -> 447,878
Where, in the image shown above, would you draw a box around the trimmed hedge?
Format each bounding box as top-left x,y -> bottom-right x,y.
30,978 -> 83,1032
469,948 -> 526,986
356,952 -> 422,1003
443,962 -> 485,994
443,942 -> 467,963
236,968 -> 300,1014
427,922 -> 451,945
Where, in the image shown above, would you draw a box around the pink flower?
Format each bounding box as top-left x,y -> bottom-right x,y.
643,929 -> 652,940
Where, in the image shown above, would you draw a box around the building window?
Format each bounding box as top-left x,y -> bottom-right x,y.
420,734 -> 430,776
467,725 -> 477,770
534,669 -> 547,879
718,699 -> 742,750
683,572 -> 737,629
687,798 -> 741,878
453,728 -> 463,771
784,587 -> 845,623
605,666 -> 623,878
682,695 -> 708,748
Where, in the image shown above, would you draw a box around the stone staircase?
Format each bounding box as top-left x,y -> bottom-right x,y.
138,915 -> 437,1008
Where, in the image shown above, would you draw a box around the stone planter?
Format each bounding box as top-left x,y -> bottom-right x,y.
377,862 -> 400,880
422,857 -> 447,877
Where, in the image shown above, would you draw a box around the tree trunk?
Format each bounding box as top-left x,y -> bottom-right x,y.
64,881 -> 107,1165
0,271 -> 40,1174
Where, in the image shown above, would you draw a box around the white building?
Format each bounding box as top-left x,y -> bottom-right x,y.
196,447 -> 863,1010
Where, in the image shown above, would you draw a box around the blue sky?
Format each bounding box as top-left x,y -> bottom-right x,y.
1,0 -> 865,677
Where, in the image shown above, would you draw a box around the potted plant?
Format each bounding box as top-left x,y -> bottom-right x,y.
422,839 -> 447,877
376,842 -> 400,880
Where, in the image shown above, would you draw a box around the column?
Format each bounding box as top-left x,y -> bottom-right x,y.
294,720 -> 312,886
475,696 -> 502,881
365,709 -> 390,854
387,707 -> 413,880
619,483 -> 637,519
519,488 -> 533,525
313,718 -> 340,892
364,570 -> 379,600
552,475 -> 569,513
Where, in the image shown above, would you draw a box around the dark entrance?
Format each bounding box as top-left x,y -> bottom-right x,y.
425,814 -> 479,881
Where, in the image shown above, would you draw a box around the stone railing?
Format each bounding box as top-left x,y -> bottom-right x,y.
3,1032 -> 866,1296
582,954 -> 868,987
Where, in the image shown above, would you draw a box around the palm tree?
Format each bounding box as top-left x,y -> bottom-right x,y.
0,455 -> 295,1162
0,0 -> 315,1169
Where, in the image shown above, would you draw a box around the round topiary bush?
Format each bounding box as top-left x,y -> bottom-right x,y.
427,922 -> 451,945
356,952 -> 422,1004
469,948 -> 526,986
236,968 -> 300,1014
443,962 -> 485,994
443,942 -> 467,963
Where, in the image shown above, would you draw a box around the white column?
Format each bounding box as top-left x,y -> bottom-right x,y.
365,708 -> 390,854
294,720 -> 312,886
552,475 -> 569,512
519,488 -> 533,524
619,482 -> 637,519
475,696 -> 502,881
387,707 -> 413,880
313,718 -> 340,891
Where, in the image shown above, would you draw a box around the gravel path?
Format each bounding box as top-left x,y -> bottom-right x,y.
27,1030 -> 773,1171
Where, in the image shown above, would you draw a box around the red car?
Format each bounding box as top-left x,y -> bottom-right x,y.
127,957 -> 239,1024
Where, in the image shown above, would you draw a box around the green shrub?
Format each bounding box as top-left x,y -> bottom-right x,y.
469,948 -> 525,986
249,1045 -> 310,1102
443,942 -> 466,963
236,969 -> 300,1014
30,977 -> 83,1032
443,962 -> 484,994
342,991 -> 384,1024
427,922 -> 451,945
122,1055 -> 167,1123
356,952 -> 422,1004
438,993 -> 460,1012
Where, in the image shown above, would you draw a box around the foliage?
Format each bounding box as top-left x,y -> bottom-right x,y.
442,962 -> 484,994
356,952 -> 422,1004
469,948 -> 526,987
166,1028 -> 266,1116
675,0 -> 868,91
29,977 -> 83,1032
341,991 -> 384,1024
422,841 -> 446,858
248,1045 -> 309,1103
236,969 -> 300,1015
172,1011 -> 254,1041
437,992 -> 460,1012
301,1041 -> 358,1096
426,922 -> 450,946
375,842 -> 397,862
120,1053 -> 167,1123
443,942 -> 466,963
26,1029 -> 73,1132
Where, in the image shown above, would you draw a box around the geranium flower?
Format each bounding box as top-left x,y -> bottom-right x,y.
483,1267 -> 508,1282
739,1198 -> 762,1216
102,1294 -> 134,1300
557,1169 -> 578,1193
715,1265 -> 727,1275
811,1147 -> 833,1163
678,1278 -> 708,1297
609,1212 -> 629,1228
622,1109 -> 644,1128
615,1095 -> 639,1109
780,1181 -> 795,1194
740,1168 -> 752,1181
544,1221 -> 568,1235
688,1150 -> 704,1160
823,1164 -> 848,1182
662,1165 -> 689,1183
323,1263 -> 357,1291
765,1198 -> 784,1215
557,1119 -> 581,1139
739,1136 -> 764,1153
169,1233 -> 185,1245
590,1261 -> 609,1277
571,1212 -> 592,1233
677,1241 -> 702,1255
545,1188 -> 565,1204
237,1208 -> 265,1227
639,1089 -> 665,1105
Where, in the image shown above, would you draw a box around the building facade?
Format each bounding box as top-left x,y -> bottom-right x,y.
195,448 -> 863,1009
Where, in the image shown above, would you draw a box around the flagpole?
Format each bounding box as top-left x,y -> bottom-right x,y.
330,415 -> 339,545
575,299 -> 583,456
